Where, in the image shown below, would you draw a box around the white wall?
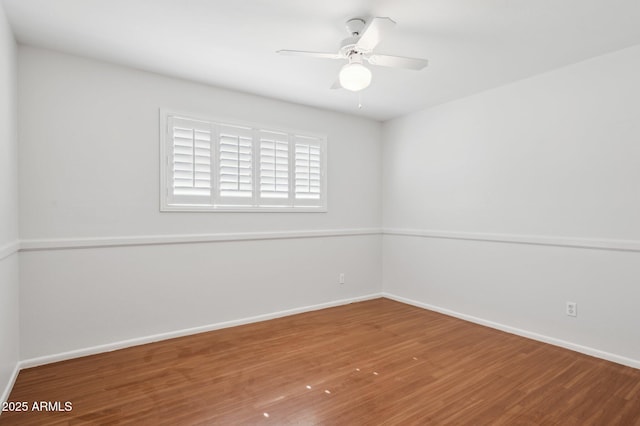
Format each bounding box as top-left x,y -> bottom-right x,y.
383,44 -> 640,365
19,47 -> 381,239
18,46 -> 383,360
0,1 -> 20,404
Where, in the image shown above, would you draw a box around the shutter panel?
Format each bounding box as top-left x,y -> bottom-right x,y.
294,136 -> 323,202
218,124 -> 253,201
259,130 -> 289,202
168,116 -> 212,205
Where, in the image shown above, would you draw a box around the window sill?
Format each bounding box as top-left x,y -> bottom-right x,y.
160,205 -> 327,213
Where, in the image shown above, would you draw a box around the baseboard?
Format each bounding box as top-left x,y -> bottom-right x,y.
20,293 -> 384,369
0,362 -> 20,409
382,292 -> 640,370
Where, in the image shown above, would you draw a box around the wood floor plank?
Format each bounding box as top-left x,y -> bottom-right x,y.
1,298 -> 639,425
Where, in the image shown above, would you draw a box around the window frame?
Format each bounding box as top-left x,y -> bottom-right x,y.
160,109 -> 327,213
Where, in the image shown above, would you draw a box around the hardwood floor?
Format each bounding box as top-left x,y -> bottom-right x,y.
2,298 -> 639,425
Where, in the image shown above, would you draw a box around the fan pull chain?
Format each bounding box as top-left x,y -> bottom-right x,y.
358,92 -> 363,109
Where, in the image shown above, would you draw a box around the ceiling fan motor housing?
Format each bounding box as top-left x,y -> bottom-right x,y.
340,38 -> 366,58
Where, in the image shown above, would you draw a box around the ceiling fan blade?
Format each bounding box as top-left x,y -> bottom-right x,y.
355,17 -> 396,51
330,79 -> 342,90
277,50 -> 342,60
367,54 -> 428,70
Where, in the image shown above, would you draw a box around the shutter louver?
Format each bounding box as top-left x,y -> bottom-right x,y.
171,117 -> 211,199
260,131 -> 289,200
295,137 -> 322,200
219,125 -> 253,199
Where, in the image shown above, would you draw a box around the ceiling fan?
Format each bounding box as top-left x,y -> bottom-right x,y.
277,17 -> 428,92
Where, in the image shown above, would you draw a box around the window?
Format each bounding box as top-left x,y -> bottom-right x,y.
160,110 -> 327,211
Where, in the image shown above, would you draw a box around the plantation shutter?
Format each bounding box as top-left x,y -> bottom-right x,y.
168,116 -> 212,205
294,136 -> 323,204
161,110 -> 326,211
218,124 -> 253,203
259,130 -> 289,203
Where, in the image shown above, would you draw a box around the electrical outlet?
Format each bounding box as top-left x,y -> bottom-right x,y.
339,273 -> 345,284
566,302 -> 577,317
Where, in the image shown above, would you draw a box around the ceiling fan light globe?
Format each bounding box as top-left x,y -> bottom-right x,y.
339,63 -> 372,91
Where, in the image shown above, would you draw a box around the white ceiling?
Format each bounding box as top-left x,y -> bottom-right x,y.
3,0 -> 640,121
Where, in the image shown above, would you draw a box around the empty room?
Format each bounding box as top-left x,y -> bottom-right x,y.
1,0 -> 640,424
